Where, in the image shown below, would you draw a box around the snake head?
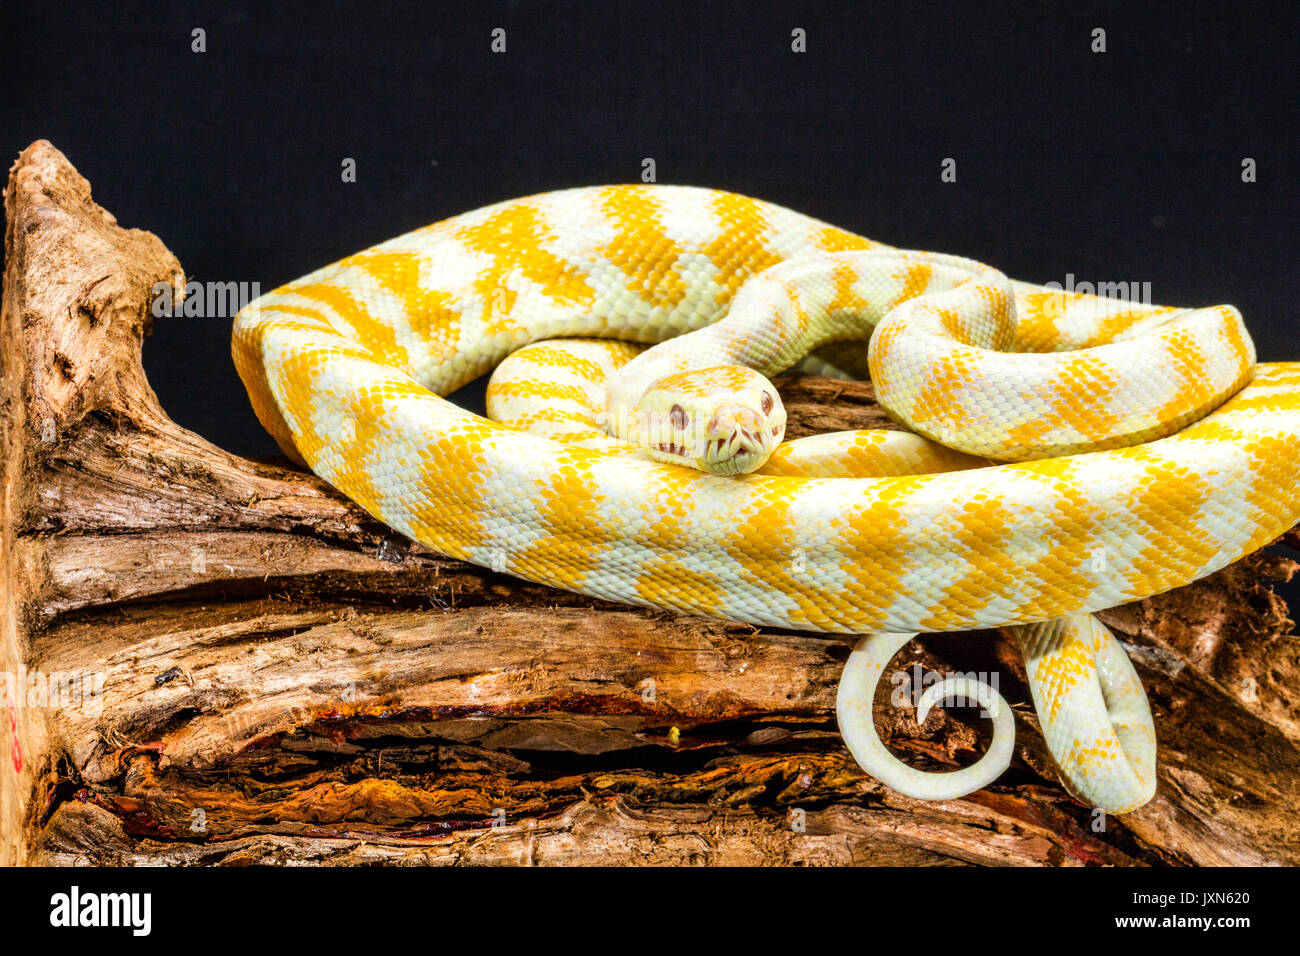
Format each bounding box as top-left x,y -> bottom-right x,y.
633,366 -> 786,475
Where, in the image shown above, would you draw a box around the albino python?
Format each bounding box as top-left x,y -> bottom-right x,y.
232,184 -> 1300,814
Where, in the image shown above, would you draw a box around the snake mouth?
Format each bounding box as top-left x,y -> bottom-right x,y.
704,430 -> 776,474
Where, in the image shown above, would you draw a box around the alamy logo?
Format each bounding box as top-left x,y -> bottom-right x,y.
1039,274 -> 1153,319
152,280 -> 260,318
890,662 -> 1001,718
0,667 -> 104,715
49,885 -> 151,936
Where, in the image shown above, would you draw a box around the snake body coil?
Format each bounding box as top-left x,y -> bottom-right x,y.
233,185 -> 1300,813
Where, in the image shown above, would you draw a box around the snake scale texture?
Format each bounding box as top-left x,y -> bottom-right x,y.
232,184 -> 1300,814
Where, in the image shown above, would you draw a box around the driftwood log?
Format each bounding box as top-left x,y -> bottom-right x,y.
2,140 -> 1298,867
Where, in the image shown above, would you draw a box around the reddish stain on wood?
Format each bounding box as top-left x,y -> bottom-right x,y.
7,704 -> 20,774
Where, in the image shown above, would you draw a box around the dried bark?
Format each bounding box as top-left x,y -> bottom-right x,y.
3,140 -> 1298,867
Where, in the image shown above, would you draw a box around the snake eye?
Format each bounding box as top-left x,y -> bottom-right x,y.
760,391 -> 774,415
669,404 -> 687,430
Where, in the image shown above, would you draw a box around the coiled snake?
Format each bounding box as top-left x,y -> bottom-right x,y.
232,185 -> 1300,813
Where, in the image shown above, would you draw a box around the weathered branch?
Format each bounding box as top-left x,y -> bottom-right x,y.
3,140 -> 1298,866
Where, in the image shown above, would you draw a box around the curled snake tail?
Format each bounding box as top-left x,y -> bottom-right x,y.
836,632 -> 1016,802
916,674 -> 1007,726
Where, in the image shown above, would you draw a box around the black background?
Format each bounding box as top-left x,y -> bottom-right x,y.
4,1 -> 1298,603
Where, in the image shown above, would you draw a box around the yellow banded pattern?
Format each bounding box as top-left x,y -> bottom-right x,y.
232,184 -> 1300,812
